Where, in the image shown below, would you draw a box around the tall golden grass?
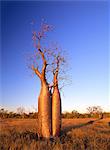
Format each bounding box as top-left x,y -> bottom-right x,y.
0,118 -> 110,150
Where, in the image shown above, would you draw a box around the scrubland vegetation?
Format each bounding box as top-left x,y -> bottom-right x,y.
0,107 -> 110,119
0,117 -> 110,150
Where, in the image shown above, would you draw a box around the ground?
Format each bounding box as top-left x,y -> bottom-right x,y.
0,118 -> 110,150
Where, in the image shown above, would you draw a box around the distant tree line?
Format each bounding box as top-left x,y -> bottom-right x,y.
0,108 -> 38,119
0,106 -> 110,119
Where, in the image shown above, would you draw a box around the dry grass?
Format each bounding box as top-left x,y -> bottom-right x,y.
0,118 -> 110,150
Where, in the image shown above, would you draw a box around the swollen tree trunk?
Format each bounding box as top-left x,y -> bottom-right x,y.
38,79 -> 52,138
52,86 -> 61,136
32,47 -> 52,138
52,67 -> 61,137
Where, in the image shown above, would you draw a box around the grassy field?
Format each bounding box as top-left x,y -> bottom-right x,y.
0,118 -> 110,150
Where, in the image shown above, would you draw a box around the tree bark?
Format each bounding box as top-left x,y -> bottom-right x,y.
52,86 -> 61,136
32,46 -> 52,138
38,79 -> 52,138
52,67 -> 61,137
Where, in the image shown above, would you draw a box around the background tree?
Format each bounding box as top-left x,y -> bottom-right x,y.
0,108 -> 8,119
86,106 -> 103,118
17,107 -> 25,118
17,107 -> 25,115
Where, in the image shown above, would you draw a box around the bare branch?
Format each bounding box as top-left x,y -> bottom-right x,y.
53,56 -> 63,87
30,20 -> 71,91
32,65 -> 41,79
37,47 -> 47,78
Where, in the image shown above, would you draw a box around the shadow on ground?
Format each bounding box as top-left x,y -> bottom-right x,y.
21,119 -> 104,140
19,131 -> 38,140
61,118 -> 102,136
14,118 -> 106,141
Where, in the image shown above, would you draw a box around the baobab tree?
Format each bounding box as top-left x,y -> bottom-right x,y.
29,20 -> 68,138
52,56 -> 62,136
31,22 -> 53,138
47,47 -> 66,137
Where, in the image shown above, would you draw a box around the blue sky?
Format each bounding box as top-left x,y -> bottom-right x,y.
1,1 -> 109,112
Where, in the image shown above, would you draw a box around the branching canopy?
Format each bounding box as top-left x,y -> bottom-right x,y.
27,20 -> 71,89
